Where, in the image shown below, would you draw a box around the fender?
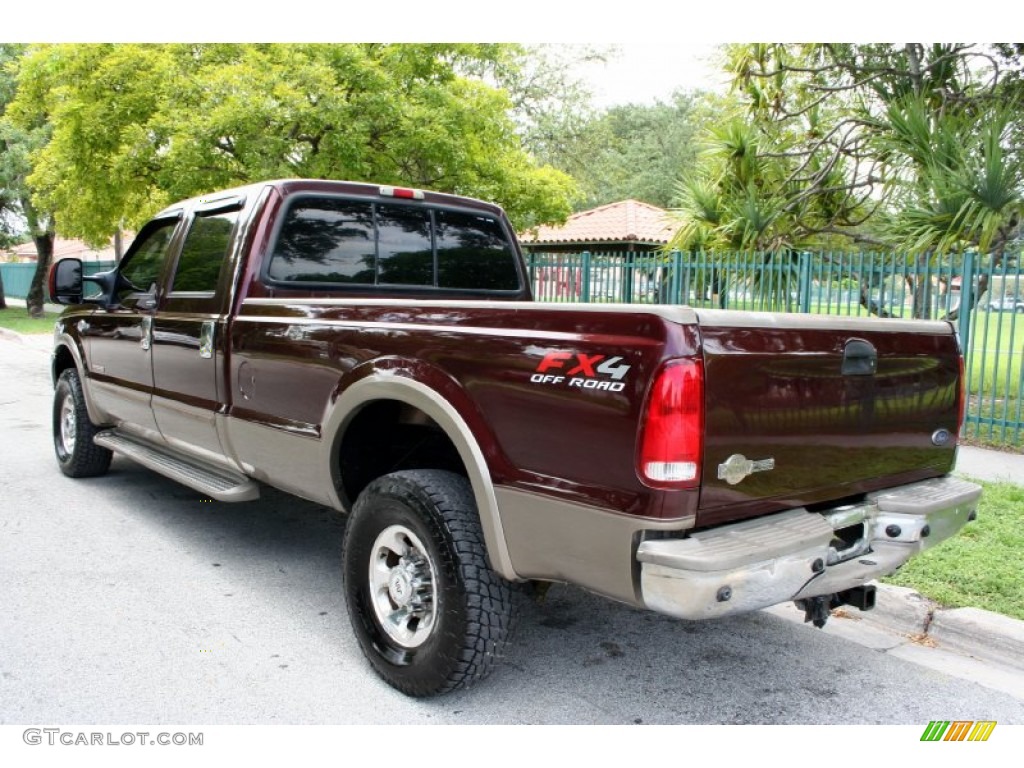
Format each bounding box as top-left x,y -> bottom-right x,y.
52,331 -> 108,427
320,362 -> 521,582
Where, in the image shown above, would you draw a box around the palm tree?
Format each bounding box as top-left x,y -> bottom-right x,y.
878,96 -> 1024,318
669,118 -> 830,311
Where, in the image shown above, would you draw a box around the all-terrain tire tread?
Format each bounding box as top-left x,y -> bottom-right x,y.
342,469 -> 518,696
54,368 -> 112,478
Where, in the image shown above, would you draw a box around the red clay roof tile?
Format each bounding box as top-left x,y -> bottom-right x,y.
521,199 -> 680,245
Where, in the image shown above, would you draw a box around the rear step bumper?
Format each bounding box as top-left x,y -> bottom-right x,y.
636,476 -> 981,621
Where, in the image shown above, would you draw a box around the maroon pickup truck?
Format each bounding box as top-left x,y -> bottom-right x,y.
48,179 -> 981,697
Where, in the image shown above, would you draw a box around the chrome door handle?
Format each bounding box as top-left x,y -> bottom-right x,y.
199,321 -> 214,359
140,316 -> 153,351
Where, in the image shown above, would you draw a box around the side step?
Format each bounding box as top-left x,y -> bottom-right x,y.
94,430 -> 259,502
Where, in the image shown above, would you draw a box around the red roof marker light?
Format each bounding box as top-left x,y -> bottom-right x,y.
380,186 -> 424,200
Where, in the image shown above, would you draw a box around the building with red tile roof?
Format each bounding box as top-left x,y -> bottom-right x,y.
520,199 -> 681,253
2,236 -> 121,263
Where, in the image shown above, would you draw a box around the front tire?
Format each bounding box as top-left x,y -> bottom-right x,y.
53,368 -> 112,478
342,470 -> 517,697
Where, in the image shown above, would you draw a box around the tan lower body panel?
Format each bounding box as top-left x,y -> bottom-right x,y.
495,487 -> 695,606
224,418 -> 335,509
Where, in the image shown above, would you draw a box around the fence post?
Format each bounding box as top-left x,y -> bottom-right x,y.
958,250 -> 974,355
671,250 -> 683,304
581,251 -> 591,303
623,250 -> 635,304
798,251 -> 812,314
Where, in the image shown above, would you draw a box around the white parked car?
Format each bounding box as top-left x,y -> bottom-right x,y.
982,296 -> 1024,313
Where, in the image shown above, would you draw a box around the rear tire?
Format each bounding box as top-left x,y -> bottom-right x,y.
341,469 -> 517,697
53,368 -> 112,478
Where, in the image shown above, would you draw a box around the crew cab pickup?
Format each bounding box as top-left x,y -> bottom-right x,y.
49,179 -> 981,697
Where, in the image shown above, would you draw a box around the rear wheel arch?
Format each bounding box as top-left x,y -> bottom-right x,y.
323,373 -> 519,582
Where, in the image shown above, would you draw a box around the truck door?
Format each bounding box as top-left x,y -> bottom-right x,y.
85,214 -> 182,441
150,200 -> 242,459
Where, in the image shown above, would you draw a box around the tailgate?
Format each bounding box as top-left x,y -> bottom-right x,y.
695,310 -> 961,527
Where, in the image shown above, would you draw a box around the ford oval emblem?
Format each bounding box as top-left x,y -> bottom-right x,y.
931,429 -> 952,447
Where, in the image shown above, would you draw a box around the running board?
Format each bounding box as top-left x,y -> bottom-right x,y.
94,430 -> 259,502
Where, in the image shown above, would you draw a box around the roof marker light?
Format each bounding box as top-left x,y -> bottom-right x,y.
380,186 -> 425,200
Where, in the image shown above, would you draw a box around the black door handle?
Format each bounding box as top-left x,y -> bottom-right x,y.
842,338 -> 877,376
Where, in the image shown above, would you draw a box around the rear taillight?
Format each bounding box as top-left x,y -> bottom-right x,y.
637,358 -> 704,489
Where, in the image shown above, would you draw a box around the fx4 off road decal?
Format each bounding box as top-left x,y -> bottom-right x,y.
531,351 -> 631,392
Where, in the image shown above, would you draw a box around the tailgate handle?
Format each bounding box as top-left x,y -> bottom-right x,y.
842,338 -> 877,376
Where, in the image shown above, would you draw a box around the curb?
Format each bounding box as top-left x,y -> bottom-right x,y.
0,327 -> 25,344
858,583 -> 1024,672
857,583 -> 934,636
928,607 -> 1024,671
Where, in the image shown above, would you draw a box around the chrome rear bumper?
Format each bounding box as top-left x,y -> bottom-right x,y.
637,476 -> 981,620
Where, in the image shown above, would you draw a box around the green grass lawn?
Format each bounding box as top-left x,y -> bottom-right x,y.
0,306 -> 62,335
967,309 -> 1022,399
884,480 -> 1024,620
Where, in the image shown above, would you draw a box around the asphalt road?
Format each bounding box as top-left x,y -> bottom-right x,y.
2,332 -> 1023,725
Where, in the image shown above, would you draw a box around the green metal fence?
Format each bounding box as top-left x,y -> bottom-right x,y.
528,249 -> 1024,447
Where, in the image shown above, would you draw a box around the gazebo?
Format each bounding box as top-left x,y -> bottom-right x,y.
519,200 -> 681,302
519,199 -> 680,254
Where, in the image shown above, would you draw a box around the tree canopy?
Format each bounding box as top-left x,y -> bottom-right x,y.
671,43 -> 1024,257
1,42 -> 57,315
533,91 -> 709,211
8,43 -> 577,243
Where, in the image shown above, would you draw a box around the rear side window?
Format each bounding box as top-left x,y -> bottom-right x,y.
266,196 -> 520,292
170,210 -> 238,293
376,205 -> 433,286
268,199 -> 375,284
436,210 -> 519,290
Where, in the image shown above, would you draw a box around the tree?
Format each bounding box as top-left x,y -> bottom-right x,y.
489,43 -> 609,176
873,95 -> 1024,316
540,91 -> 707,210
672,43 -> 1024,317
488,45 -> 715,211
1,43 -> 56,317
720,44 -> 1023,247
8,44 -> 576,243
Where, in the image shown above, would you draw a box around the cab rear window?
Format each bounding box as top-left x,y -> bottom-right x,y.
265,197 -> 520,292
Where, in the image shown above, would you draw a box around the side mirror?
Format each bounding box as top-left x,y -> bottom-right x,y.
49,259 -> 83,305
47,259 -> 119,306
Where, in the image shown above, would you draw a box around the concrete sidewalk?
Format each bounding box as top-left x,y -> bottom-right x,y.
956,444 -> 1024,485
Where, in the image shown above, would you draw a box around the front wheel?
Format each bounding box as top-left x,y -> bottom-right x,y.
53,368 -> 112,478
341,470 -> 517,697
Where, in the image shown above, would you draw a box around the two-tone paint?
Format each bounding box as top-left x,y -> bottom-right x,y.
51,179 -> 969,610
